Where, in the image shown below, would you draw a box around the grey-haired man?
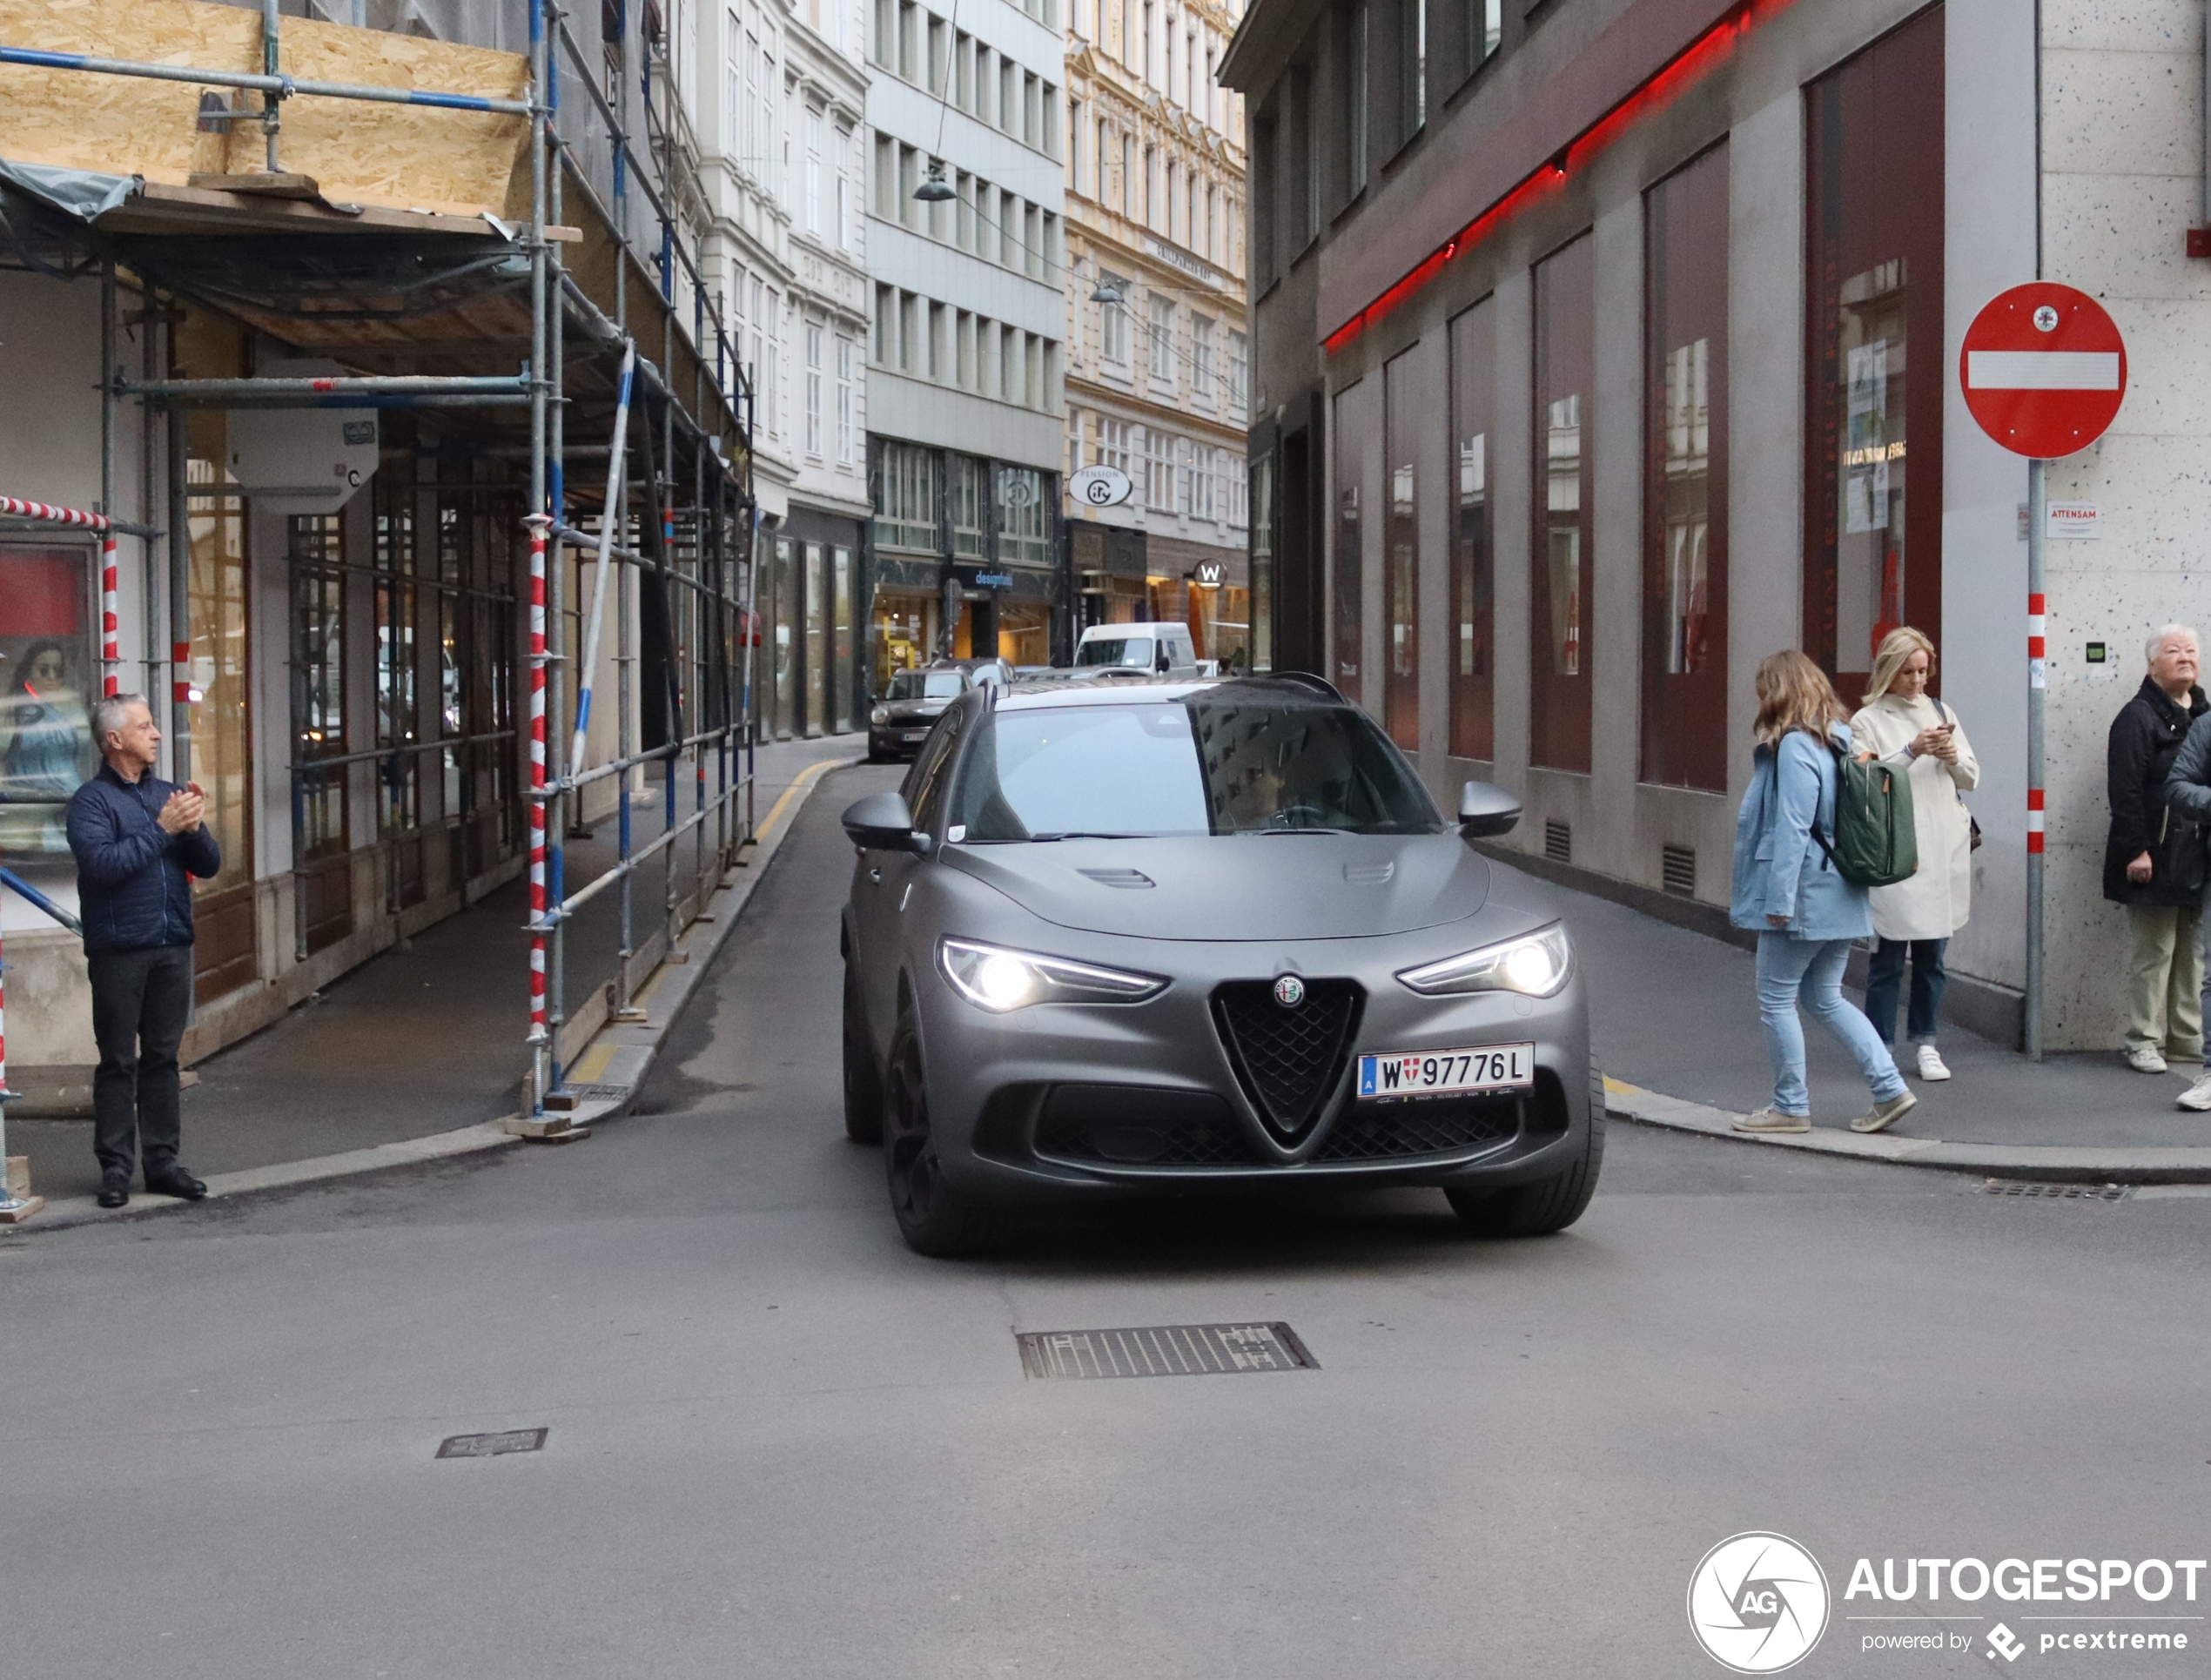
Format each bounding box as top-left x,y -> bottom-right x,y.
63,694 -> 220,1208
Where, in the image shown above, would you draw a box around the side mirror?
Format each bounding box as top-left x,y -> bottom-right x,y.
843,790 -> 931,855
1457,780 -> 1522,839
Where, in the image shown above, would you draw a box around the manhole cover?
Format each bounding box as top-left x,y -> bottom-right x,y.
1017,1322 -> 1318,1380
437,1428 -> 549,1458
1981,1179 -> 2130,1201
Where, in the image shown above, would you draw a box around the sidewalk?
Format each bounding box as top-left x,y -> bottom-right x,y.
1552,871 -> 2211,1179
6,736 -> 861,1212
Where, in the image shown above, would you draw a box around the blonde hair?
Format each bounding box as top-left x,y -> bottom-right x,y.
1754,650 -> 1848,746
1863,627 -> 1937,704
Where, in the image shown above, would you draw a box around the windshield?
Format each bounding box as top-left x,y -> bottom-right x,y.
950,690 -> 1442,840
1074,636 -> 1154,669
887,669 -> 964,701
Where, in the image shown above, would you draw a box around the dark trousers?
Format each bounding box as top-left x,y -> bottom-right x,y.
88,944 -> 193,1180
1865,937 -> 1949,1045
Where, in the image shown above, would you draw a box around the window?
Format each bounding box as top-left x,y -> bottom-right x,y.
1142,0 -> 1154,84
1191,445 -> 1217,520
1346,0 -> 1368,197
1099,272 -> 1130,364
1383,346 -> 1420,752
1448,299 -> 1494,761
1643,145 -> 1730,792
1332,380 -> 1365,702
1146,429 -> 1176,511
1147,292 -> 1175,382
953,455 -> 989,557
875,441 -> 937,549
0,548 -> 97,865
873,130 -> 894,218
763,287 -> 782,435
1098,417 -> 1131,474
836,124 -> 853,247
1000,467 -> 1052,564
897,0 -> 917,78
1532,234 -> 1595,774
1404,0 -> 1425,135
804,108 -> 823,235
1121,131 -> 1134,217
1227,330 -> 1247,414
1071,98 -> 1085,192
1190,314 -> 1215,399
373,494 -> 419,836
1472,0 -> 1499,68
1804,7 -> 1945,689
1248,450 -> 1274,671
1144,144 -> 1157,227
837,336 -> 857,464
289,514 -> 348,861
805,320 -> 824,454
872,281 -> 894,362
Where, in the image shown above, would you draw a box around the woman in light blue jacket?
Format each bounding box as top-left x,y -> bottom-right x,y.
1730,650 -> 1915,1135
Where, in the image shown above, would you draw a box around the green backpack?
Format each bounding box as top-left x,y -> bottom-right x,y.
1813,738 -> 1918,889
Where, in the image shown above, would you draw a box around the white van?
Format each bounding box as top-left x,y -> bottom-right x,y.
1072,622 -> 1200,678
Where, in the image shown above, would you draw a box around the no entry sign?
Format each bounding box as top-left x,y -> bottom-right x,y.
1959,283 -> 2127,459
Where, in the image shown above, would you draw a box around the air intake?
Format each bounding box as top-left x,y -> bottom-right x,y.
1544,820 -> 1572,863
1661,844 -> 1697,897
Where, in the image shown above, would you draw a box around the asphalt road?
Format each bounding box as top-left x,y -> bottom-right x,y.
3,763 -> 2208,1679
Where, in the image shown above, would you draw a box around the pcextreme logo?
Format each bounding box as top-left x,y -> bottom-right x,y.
1688,1532 -> 1832,1674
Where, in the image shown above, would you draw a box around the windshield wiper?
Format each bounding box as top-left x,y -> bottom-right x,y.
1250,825 -> 1351,836
1023,830 -> 1150,842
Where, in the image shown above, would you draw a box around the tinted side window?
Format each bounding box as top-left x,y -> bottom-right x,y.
904,709 -> 965,832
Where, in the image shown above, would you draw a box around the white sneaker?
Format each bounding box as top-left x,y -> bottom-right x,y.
1734,1105 -> 1811,1135
2179,1075 -> 2211,1112
1915,1044 -> 1952,1082
2127,1045 -> 2170,1074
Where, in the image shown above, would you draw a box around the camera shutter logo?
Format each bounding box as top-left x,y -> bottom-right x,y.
1686,1533 -> 1831,1673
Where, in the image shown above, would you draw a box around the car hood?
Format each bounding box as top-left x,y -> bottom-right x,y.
943,832 -> 1492,940
880,697 -> 951,722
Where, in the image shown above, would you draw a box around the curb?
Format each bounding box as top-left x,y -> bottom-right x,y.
1603,1077 -> 2211,1185
5,756 -> 862,1237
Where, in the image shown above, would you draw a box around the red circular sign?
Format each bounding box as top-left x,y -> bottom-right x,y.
1959,283 -> 2127,459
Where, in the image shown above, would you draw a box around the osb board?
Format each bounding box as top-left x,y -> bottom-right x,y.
0,0 -> 528,218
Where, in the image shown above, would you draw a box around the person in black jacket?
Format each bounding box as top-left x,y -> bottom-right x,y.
64,694 -> 222,1208
2106,627 -> 2208,1074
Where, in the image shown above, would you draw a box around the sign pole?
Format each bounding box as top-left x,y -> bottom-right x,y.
2026,457 -> 2046,1061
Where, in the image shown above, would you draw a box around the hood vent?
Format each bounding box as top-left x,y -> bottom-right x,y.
1342,861 -> 1394,884
1078,867 -> 1156,889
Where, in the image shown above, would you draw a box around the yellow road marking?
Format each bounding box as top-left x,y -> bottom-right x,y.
754,755 -> 857,847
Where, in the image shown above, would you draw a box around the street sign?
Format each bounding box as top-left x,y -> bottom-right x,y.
1070,464 -> 1133,507
1959,282 -> 2127,459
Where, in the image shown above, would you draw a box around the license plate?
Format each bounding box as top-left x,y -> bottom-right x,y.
903,729 -> 931,742
1358,1043 -> 1534,1100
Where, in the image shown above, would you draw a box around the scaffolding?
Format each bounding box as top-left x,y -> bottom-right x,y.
0,0 -> 760,1140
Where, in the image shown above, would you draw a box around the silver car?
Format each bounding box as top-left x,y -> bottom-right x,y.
838,675 -> 1600,1255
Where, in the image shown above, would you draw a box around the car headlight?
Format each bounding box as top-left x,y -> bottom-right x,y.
870,705 -> 890,725
938,937 -> 1167,1011
1395,924 -> 1573,998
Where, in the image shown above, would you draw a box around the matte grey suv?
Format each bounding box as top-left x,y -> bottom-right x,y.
838,675 -> 1601,1255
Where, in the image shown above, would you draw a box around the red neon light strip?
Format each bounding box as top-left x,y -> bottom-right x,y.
1323,0 -> 1791,355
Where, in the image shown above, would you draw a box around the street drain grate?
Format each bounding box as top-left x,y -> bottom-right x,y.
437,1428 -> 549,1458
1982,1180 -> 2130,1201
1017,1322 -> 1318,1380
557,1083 -> 633,1100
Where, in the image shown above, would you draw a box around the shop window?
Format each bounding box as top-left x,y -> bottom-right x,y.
1448,297 -> 1495,762
772,536 -> 797,738
0,545 -> 96,869
187,467 -> 255,997
1331,382 -> 1363,703
1803,5 -> 1945,688
1531,232 -> 1594,774
1642,144 -> 1730,792
873,593 -> 937,693
832,546 -> 854,732
998,601 -> 1051,665
1383,346 -> 1420,751
805,542 -> 828,736
1248,450 -> 1275,672
290,514 -> 349,860
373,497 -> 420,837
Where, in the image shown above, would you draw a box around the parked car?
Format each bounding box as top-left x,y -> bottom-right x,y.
838,673 -> 1601,1254
866,659 -> 1010,763
1070,622 -> 1201,678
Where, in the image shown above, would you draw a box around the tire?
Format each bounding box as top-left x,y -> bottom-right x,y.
1446,1063 -> 1607,1237
883,1011 -> 992,1257
843,965 -> 884,1143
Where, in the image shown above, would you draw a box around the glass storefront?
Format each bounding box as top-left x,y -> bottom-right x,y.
1384,346 -> 1421,752
872,590 -> 938,695
804,541 -> 827,736
0,544 -> 96,868
1449,299 -> 1495,763
998,600 -> 1051,666
832,546 -> 854,732
1641,144 -> 1730,793
1532,232 -> 1595,774
1331,385 -> 1363,703
1248,450 -> 1275,674
1804,4 -> 1946,686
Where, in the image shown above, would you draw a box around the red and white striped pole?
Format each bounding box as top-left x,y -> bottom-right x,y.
101,534 -> 120,697
525,513 -> 552,1110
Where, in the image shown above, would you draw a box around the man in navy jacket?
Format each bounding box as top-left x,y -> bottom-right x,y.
64,694 -> 221,1208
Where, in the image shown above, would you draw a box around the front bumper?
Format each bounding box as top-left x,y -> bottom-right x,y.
910,933 -> 1593,1200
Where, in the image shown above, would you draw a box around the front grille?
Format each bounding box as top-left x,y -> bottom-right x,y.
1313,1094 -> 1522,1161
1212,979 -> 1363,1145
1035,1085 -> 1262,1166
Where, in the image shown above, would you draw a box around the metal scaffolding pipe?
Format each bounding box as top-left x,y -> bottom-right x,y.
0,44 -> 533,115
121,375 -> 530,400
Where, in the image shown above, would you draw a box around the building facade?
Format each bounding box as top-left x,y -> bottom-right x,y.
702,0 -> 876,738
863,0 -> 1069,682
1225,0 -> 2211,1050
1061,0 -> 1253,664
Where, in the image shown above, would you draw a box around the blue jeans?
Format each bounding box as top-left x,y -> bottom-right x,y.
1756,932 -> 1909,1117
1864,937 -> 1949,1045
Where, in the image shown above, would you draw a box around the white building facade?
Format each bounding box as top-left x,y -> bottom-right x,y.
864,0 -> 1070,677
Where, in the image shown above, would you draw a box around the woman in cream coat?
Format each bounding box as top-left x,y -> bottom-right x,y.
1851,628 -> 1980,1081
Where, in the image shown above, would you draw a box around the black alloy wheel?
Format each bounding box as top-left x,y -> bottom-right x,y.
1445,1063 -> 1607,1238
842,965 -> 884,1144
883,1011 -> 990,1256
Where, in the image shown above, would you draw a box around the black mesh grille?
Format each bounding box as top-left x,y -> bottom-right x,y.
1035,1085 -> 1263,1166
1313,1095 -> 1521,1161
1211,980 -> 1363,1144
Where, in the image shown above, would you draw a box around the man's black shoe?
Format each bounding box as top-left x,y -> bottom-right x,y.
144,1167 -> 207,1202
96,1177 -> 131,1209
